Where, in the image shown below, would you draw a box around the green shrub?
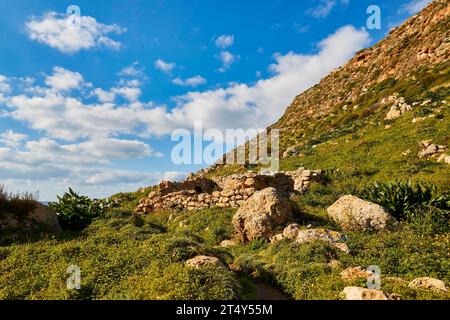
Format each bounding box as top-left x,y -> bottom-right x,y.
361,181 -> 450,220
49,188 -> 115,230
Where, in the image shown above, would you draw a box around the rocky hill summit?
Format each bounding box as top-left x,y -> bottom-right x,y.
273,0 -> 449,137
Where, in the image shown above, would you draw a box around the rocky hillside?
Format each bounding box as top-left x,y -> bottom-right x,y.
272,0 -> 449,139
1,1 -> 449,301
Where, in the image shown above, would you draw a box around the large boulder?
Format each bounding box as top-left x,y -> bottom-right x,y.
0,202 -> 61,234
232,188 -> 292,243
327,195 -> 396,231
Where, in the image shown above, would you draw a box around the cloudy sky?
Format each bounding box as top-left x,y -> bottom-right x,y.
0,0 -> 431,200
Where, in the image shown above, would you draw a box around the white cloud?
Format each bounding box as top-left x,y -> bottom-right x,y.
152,25 -> 369,134
218,51 -> 239,72
257,47 -> 264,54
307,0 -> 336,18
215,35 -> 234,49
85,170 -> 183,185
154,59 -> 176,73
307,0 -> 349,18
45,66 -> 84,91
6,25 -> 368,140
93,88 -> 116,103
111,86 -> 142,102
398,0 -> 432,15
173,76 -> 207,87
118,62 -> 145,78
0,75 -> 11,93
0,130 -> 28,147
25,11 -> 126,54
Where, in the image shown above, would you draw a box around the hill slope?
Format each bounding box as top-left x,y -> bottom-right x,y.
1,1 -> 449,301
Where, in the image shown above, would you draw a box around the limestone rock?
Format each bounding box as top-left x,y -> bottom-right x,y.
295,228 -> 349,253
327,195 -> 396,231
220,239 -> 237,247
408,277 -> 448,292
232,188 -> 292,243
185,255 -> 226,269
282,223 -> 301,239
342,287 -> 393,300
437,153 -> 450,164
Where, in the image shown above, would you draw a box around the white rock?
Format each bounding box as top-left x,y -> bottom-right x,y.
327,195 -> 396,231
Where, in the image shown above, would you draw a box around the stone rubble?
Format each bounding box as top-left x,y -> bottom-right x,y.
384,94 -> 412,120
417,140 -> 448,163
135,168 -> 321,214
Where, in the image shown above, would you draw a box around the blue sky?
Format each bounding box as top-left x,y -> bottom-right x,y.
0,0 -> 432,200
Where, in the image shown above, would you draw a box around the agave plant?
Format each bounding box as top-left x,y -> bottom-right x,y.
50,188 -> 115,230
361,180 -> 449,220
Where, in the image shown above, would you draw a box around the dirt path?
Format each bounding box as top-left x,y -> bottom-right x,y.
252,281 -> 291,300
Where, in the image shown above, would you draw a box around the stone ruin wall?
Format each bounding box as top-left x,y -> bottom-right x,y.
135,168 -> 321,214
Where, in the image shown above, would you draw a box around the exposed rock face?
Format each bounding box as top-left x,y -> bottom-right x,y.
341,267 -> 373,281
342,287 -> 399,300
135,168 -> 320,214
408,277 -> 448,292
185,255 -> 226,269
327,195 -> 396,231
272,0 -> 449,141
0,202 -> 61,234
232,188 -> 292,243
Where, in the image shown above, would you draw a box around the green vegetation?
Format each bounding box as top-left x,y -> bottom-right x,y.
49,188 -> 116,230
361,181 -> 450,221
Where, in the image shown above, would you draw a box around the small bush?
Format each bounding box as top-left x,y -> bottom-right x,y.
361,181 -> 450,220
49,188 -> 115,230
0,185 -> 38,216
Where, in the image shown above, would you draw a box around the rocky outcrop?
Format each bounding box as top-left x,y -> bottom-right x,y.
384,94 -> 412,120
232,188 -> 292,243
185,255 -> 226,269
408,277 -> 448,292
0,202 -> 61,234
270,224 -> 350,253
327,195 -> 396,231
135,168 -> 321,214
342,287 -> 399,300
417,140 -> 447,160
272,0 -> 449,139
295,228 -> 350,253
